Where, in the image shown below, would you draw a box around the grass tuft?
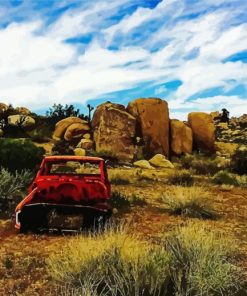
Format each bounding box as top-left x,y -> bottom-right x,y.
167,170 -> 194,186
161,187 -> 217,219
164,222 -> 243,296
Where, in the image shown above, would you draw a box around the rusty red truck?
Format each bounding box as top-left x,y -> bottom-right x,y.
15,156 -> 112,233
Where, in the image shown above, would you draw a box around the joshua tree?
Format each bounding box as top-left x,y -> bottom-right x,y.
87,104 -> 94,123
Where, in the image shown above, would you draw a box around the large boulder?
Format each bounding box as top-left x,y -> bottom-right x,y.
188,112 -> 215,152
64,122 -> 90,141
15,107 -> 31,115
74,148 -> 86,156
127,98 -> 169,158
77,138 -> 94,150
8,115 -> 35,127
149,154 -> 174,168
53,117 -> 88,140
133,160 -> 154,169
0,103 -> 8,112
170,119 -> 193,155
92,102 -> 136,161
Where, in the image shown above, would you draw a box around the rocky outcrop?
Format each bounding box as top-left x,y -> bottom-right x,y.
74,148 -> 86,156
170,119 -> 193,155
188,112 -> 215,152
0,103 -> 8,112
77,139 -> 94,150
8,115 -> 35,127
214,114 -> 247,145
149,154 -> 174,168
53,117 -> 89,141
127,98 -> 169,158
15,107 -> 31,115
134,160 -> 154,169
92,102 -> 136,161
64,122 -> 90,141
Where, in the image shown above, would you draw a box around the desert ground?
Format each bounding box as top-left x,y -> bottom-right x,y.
0,166 -> 246,296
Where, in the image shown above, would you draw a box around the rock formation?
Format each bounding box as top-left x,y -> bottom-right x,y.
127,98 -> 169,158
188,112 -> 215,152
64,122 -> 90,141
53,117 -> 89,141
92,102 -> 136,161
149,154 -> 174,168
170,119 -> 193,155
8,115 -> 35,127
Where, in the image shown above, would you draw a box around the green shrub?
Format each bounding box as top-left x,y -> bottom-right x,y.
180,154 -> 228,175
231,146 -> 247,175
110,176 -> 130,185
167,170 -> 194,186
164,223 -> 243,296
0,138 -> 44,172
162,187 -> 216,219
128,193 -> 147,206
212,171 -> 247,187
212,170 -> 238,186
52,140 -> 74,155
110,191 -> 130,209
0,168 -> 34,215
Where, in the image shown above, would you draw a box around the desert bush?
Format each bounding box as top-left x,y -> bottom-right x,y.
110,174 -> 130,185
180,154 -> 228,175
231,146 -> 247,175
52,140 -> 74,155
48,227 -> 170,296
164,222 -> 243,296
0,138 -> 44,172
161,187 -> 216,219
48,224 -> 244,296
128,193 -> 147,206
212,171 -> 247,187
0,168 -> 33,215
167,170 -> 194,186
110,191 -> 131,209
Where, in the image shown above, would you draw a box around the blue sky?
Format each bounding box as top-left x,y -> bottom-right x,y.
0,0 -> 246,119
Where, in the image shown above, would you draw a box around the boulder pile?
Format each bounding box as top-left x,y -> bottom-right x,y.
50,98 -> 220,161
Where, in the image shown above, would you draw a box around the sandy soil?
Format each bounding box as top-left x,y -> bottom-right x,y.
0,182 -> 246,295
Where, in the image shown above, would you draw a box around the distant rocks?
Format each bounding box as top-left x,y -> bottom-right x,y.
64,122 -> 90,141
15,107 -> 31,115
92,102 -> 136,161
215,114 -> 247,145
127,98 -> 170,158
170,119 -> 193,155
53,117 -> 90,141
188,112 -> 215,152
0,103 -> 8,112
8,115 -> 35,127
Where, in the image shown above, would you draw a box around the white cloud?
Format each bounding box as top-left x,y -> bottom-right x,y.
0,0 -> 246,119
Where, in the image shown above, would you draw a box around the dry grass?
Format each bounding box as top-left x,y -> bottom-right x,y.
47,223 -> 244,296
164,222 -> 243,296
47,225 -> 170,296
161,186 -> 217,219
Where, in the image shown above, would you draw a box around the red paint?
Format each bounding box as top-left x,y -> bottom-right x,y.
15,156 -> 111,229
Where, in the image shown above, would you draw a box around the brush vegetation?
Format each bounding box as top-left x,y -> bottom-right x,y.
48,223 -> 243,296
161,187 -> 217,219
